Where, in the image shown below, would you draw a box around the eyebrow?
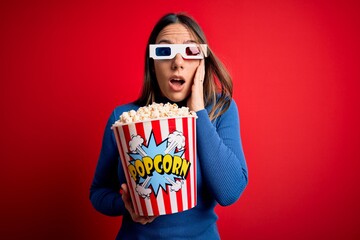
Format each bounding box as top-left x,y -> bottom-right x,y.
185,40 -> 197,44
157,39 -> 172,44
157,39 -> 198,44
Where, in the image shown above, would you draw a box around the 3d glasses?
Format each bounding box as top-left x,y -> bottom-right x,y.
149,44 -> 208,60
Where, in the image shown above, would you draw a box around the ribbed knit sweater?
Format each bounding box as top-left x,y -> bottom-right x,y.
90,99 -> 248,239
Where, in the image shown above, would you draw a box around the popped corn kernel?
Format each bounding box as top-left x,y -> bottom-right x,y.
113,102 -> 196,126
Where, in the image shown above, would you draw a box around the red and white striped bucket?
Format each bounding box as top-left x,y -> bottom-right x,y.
112,116 -> 197,216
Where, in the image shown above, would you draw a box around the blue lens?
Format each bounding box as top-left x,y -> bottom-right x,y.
156,47 -> 171,56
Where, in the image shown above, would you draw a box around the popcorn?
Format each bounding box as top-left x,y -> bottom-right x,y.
111,101 -> 198,216
113,102 -> 196,125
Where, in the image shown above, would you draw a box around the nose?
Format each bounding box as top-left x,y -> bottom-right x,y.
171,53 -> 184,70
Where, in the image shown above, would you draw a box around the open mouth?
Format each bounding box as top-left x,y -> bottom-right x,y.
170,79 -> 185,86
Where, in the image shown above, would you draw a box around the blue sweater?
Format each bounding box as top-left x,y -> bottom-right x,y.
90,100 -> 248,239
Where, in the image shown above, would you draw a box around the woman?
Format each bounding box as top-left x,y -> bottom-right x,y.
90,13 -> 248,239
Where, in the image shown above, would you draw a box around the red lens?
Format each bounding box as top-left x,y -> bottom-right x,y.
186,46 -> 200,56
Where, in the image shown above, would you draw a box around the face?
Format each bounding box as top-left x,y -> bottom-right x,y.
154,23 -> 201,103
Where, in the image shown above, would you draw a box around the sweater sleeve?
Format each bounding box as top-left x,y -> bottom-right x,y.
89,111 -> 127,216
196,100 -> 248,206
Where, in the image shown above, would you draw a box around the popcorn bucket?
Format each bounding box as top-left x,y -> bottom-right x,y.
112,116 -> 197,216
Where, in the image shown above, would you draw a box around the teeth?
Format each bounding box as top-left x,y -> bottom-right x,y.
170,78 -> 185,86
171,79 -> 184,82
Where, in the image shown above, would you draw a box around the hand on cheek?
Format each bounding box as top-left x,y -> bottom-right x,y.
187,59 -> 205,112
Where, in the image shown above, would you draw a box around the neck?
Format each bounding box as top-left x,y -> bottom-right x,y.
154,96 -> 188,107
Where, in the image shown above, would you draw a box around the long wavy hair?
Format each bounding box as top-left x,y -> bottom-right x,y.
135,13 -> 233,121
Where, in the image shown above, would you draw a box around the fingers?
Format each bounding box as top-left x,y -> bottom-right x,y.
121,184 -> 134,213
135,215 -> 157,225
187,59 -> 205,111
121,183 -> 128,195
121,183 -> 157,225
195,59 -> 205,85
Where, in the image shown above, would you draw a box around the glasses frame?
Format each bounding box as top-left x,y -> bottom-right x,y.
149,44 -> 208,60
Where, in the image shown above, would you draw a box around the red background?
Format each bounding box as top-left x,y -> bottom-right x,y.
1,0 -> 359,239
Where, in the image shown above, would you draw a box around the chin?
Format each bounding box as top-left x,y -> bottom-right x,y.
168,97 -> 185,103
166,94 -> 188,103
